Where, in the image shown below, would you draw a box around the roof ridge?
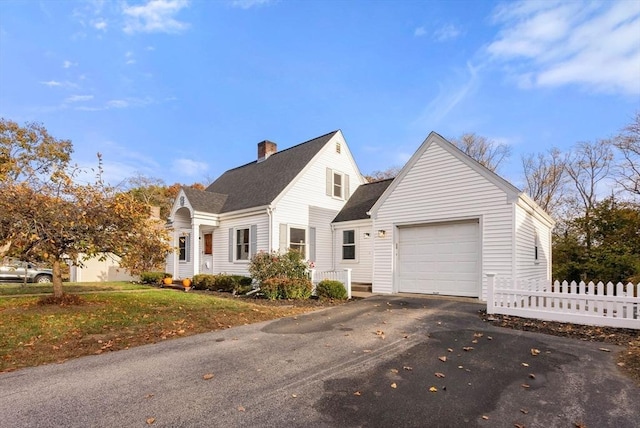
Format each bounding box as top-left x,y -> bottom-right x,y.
215,130 -> 339,174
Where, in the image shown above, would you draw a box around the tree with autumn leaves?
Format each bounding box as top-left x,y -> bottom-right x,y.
0,118 -> 171,301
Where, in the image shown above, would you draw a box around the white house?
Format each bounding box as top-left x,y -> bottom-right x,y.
166,130 -> 554,300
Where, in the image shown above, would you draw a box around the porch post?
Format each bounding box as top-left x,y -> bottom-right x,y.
192,220 -> 200,278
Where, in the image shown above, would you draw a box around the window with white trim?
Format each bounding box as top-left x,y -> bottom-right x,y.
534,232 -> 540,261
179,234 -> 190,262
236,228 -> 250,261
289,227 -> 306,256
342,230 -> 356,260
333,171 -> 343,199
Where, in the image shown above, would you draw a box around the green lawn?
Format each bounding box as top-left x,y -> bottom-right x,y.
0,284 -> 324,372
0,281 -> 153,296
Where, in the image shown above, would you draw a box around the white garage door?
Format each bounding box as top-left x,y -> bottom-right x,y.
397,220 -> 479,297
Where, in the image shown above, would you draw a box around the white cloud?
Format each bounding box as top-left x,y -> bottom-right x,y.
414,62 -> 480,127
62,60 -> 77,69
414,26 -> 426,37
40,80 -> 79,89
93,20 -> 108,31
172,158 -> 209,177
230,0 -> 273,9
433,23 -> 461,41
125,51 -> 136,65
65,94 -> 94,103
487,0 -> 640,95
123,0 -> 190,34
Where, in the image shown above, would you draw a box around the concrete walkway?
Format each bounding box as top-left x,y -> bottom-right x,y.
1,295 -> 638,427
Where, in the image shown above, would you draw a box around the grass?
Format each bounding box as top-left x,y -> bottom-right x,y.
0,281 -> 151,296
0,283 -> 329,373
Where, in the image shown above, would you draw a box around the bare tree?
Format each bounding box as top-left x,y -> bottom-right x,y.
613,112 -> 640,197
522,148 -> 566,214
565,139 -> 614,251
364,166 -> 402,183
450,133 -> 511,172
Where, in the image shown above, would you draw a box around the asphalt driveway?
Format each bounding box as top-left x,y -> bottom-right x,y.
1,295 -> 638,427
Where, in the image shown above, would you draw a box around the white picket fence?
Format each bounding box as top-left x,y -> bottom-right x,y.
309,268 -> 352,299
486,274 -> 639,329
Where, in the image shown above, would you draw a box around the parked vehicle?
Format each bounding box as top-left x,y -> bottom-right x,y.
0,258 -> 53,283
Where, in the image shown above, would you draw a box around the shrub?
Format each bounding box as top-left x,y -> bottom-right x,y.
140,271 -> 168,285
260,277 -> 281,300
192,274 -> 253,293
193,274 -> 216,290
259,277 -> 313,300
249,250 -> 312,283
316,280 -> 347,300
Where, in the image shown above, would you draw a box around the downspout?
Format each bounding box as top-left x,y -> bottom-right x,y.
267,205 -> 274,251
330,222 -> 336,271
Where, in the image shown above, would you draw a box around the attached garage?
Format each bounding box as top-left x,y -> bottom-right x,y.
397,220 -> 480,297
370,132 -> 555,300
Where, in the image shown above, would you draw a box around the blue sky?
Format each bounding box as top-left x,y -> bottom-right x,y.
1,0 -> 639,189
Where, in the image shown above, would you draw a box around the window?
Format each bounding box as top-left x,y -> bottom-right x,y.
326,168 -> 349,200
204,233 -> 212,255
179,234 -> 190,262
333,172 -> 343,198
236,228 -> 250,260
289,227 -> 306,255
342,230 -> 356,260
534,233 -> 540,261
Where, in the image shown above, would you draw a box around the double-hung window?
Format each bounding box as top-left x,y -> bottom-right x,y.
289,227 -> 306,255
342,230 -> 356,260
333,172 -> 343,199
179,234 -> 190,262
236,228 -> 250,261
326,168 -> 349,200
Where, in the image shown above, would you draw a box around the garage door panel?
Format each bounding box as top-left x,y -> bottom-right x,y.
398,221 -> 479,297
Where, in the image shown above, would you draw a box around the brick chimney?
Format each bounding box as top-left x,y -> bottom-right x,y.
257,140 -> 277,162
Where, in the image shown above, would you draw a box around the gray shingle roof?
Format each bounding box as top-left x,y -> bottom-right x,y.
182,187 -> 227,213
192,130 -> 338,214
333,178 -> 393,223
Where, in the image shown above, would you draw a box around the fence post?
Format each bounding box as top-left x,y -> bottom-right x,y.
486,273 -> 496,314
344,268 -> 352,299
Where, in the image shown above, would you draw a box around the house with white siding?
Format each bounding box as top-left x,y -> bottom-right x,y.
166,130 -> 554,300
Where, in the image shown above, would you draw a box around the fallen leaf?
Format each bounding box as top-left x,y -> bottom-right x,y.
146,418 -> 155,425
472,339 -> 478,344
463,347 -> 474,351
439,356 -> 447,362
429,386 -> 438,392
529,373 -> 536,379
521,363 -> 530,367
353,391 -> 361,396
617,362 -> 625,367
363,349 -> 372,353
482,415 -> 489,420
447,348 -> 454,352
144,394 -> 154,399
599,348 -> 611,352
390,368 -> 399,374
237,406 -> 246,412
291,394 -> 297,398
530,349 -> 540,356
203,373 -> 214,380
520,409 -> 529,414
514,424 -> 525,428
574,422 -> 587,428
487,336 -> 493,340
521,384 -> 531,389
458,365 -> 464,369
375,330 -> 384,336
403,366 -> 413,371
474,332 -> 484,338
435,372 -> 445,378
390,383 -> 397,389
